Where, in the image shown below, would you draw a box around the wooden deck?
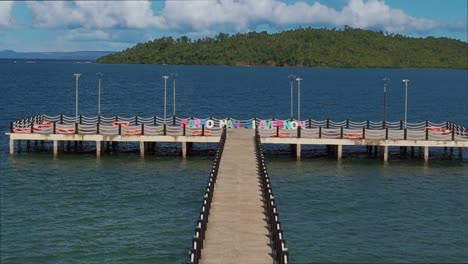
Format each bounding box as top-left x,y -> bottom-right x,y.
200,128 -> 272,264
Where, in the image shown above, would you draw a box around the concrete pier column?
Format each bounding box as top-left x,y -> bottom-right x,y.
53,140 -> 58,158
337,145 -> 342,161
17,140 -> 22,153
459,147 -> 463,158
9,139 -> 14,156
96,141 -> 102,158
424,146 -> 429,162
139,141 -> 145,158
182,142 -> 187,159
296,143 -> 301,161
383,145 -> 389,162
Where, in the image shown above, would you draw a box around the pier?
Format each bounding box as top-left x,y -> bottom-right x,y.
187,128 -> 289,264
199,129 -> 271,264
7,115 -> 468,161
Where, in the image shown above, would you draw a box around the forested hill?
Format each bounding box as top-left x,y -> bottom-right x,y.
97,27 -> 467,68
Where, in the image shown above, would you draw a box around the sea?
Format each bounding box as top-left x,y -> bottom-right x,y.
1,59 -> 467,263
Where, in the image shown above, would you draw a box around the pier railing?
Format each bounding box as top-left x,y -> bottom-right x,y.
255,129 -> 289,264
9,115 -> 468,141
187,126 -> 227,264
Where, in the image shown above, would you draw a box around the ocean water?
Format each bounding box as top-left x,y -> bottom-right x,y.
1,60 -> 467,263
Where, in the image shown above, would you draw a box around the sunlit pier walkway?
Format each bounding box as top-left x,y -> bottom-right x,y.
6,114 -> 468,161
199,129 -> 272,264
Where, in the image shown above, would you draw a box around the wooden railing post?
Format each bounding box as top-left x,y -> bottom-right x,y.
141,123 -> 144,135
202,125 -> 205,136
60,114 -> 63,124
319,126 -> 322,139
404,128 -> 407,140
385,128 -> 388,140
308,118 -> 312,128
118,124 -> 122,135
297,126 -> 301,138
366,120 -> 370,129
163,124 -> 167,135
97,122 -> 100,134
340,127 -> 343,139
425,128 -> 429,140
183,124 -> 186,136
53,122 -> 56,134
75,122 -> 79,134
326,118 -> 330,129
362,127 -> 366,139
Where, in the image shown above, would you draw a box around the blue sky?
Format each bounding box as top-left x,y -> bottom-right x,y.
0,0 -> 466,52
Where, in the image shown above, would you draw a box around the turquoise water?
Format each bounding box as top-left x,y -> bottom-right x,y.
1,154 -> 211,263
1,61 -> 467,263
268,158 -> 468,263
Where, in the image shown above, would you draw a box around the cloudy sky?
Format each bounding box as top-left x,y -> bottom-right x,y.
0,0 -> 466,52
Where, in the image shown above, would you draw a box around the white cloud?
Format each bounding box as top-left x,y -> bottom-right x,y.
160,0 -> 443,33
0,1 -> 14,28
25,0 -> 446,34
26,1 -> 164,29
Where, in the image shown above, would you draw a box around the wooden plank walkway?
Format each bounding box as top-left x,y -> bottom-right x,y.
200,128 -> 272,264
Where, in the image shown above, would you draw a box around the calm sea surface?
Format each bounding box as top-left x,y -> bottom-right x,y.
1,60 -> 467,263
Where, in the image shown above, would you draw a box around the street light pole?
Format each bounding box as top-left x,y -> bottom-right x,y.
288,75 -> 296,119
383,77 -> 389,126
97,72 -> 103,116
402,79 -> 410,128
162,74 -> 169,124
172,74 -> 177,117
73,73 -> 81,123
296,77 -> 303,121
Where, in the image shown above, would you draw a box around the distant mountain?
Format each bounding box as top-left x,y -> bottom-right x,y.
0,50 -> 114,60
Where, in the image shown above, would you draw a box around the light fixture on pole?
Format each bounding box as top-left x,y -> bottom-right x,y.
97,72 -> 103,116
162,74 -> 169,124
73,73 -> 81,123
172,73 -> 177,117
296,77 -> 303,121
402,78 -> 410,128
288,75 -> 296,119
383,77 -> 389,126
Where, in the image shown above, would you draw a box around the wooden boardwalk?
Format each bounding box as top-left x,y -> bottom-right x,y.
200,128 -> 272,264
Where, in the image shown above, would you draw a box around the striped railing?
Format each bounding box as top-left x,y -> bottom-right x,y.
255,128 -> 289,264
187,126 -> 227,264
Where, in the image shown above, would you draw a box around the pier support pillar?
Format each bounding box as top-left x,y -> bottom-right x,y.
17,140 -> 22,153
139,141 -> 145,158
296,144 -> 301,161
9,139 -> 14,156
337,145 -> 342,161
96,141 -> 102,158
424,146 -> 429,162
383,146 -> 389,162
53,140 -> 58,159
459,148 -> 463,158
182,142 -> 187,159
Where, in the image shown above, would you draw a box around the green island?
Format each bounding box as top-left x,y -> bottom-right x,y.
97,27 -> 467,69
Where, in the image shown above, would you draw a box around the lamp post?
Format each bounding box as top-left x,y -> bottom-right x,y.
402,79 -> 410,128
172,73 -> 177,117
97,72 -> 103,116
383,77 -> 389,126
73,73 -> 81,123
296,77 -> 303,121
288,75 -> 296,119
162,74 -> 169,124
